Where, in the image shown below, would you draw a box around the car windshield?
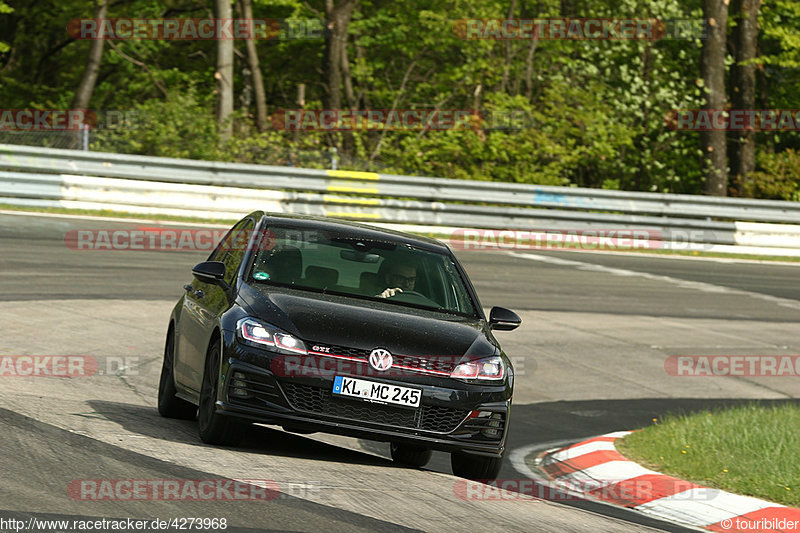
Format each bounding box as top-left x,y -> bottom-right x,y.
248,225 -> 477,316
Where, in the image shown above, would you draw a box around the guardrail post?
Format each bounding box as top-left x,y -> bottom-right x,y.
81,124 -> 90,151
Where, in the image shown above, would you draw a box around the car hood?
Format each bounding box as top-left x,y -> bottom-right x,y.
241,284 -> 496,358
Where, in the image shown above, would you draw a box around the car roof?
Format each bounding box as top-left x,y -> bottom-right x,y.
256,212 -> 451,253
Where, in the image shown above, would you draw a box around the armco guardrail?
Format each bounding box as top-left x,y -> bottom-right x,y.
1,144 -> 799,253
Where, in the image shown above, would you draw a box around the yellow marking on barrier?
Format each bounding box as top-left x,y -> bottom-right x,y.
324,196 -> 380,205
325,212 -> 382,219
326,169 -> 380,180
327,186 -> 379,194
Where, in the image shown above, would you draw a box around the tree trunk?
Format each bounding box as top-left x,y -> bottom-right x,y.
239,0 -> 267,133
341,39 -> 357,109
323,0 -> 358,155
500,0 -> 517,94
729,0 -> 760,196
71,0 -> 107,148
520,0 -> 539,100
215,0 -> 234,140
323,0 -> 357,109
700,0 -> 729,196
522,32 -> 539,101
72,0 -> 107,110
356,45 -> 370,109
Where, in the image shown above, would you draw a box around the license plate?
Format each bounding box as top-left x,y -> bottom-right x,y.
332,376 -> 421,408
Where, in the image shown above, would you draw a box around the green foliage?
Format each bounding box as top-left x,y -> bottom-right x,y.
745,149 -> 800,200
0,0 -> 798,199
0,0 -> 10,31
92,88 -> 219,159
759,0 -> 800,68
91,87 -> 332,166
0,1 -> 11,53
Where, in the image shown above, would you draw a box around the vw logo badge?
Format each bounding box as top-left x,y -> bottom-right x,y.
369,348 -> 393,372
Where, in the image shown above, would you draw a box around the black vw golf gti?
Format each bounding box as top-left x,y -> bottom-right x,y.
158,212 -> 521,480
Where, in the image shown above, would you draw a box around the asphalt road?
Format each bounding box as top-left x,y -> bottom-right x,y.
1,211 -> 798,532
3,212 -> 799,321
0,407 -> 415,533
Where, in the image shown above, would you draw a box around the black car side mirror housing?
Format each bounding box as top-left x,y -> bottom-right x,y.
192,261 -> 227,284
489,306 -> 521,331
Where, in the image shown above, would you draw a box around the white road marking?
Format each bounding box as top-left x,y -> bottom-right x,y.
508,251 -> 800,310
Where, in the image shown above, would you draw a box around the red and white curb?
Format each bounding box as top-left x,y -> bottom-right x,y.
527,431 -> 800,532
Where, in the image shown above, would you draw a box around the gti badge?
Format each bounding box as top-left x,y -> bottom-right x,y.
369,348 -> 393,372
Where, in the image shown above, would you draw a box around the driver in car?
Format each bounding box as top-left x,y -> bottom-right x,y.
377,262 -> 418,298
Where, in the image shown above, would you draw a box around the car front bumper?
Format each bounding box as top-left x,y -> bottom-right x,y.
217,339 -> 512,457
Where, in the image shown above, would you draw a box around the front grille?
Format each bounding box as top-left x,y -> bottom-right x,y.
280,382 -> 468,433
310,343 -> 370,360
308,342 -> 458,375
393,354 -> 457,373
419,404 -> 473,432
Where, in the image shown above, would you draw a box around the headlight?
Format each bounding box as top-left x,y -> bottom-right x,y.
237,317 -> 307,355
450,356 -> 505,381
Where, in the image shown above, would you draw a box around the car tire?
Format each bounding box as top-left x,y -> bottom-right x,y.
198,338 -> 245,446
450,451 -> 504,481
157,327 -> 197,420
390,443 -> 433,468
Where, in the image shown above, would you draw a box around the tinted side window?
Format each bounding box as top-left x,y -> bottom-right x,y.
207,217 -> 255,285
209,222 -> 243,262
222,219 -> 255,285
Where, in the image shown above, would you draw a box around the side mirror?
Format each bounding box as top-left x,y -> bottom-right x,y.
489,306 -> 521,331
192,261 -> 226,284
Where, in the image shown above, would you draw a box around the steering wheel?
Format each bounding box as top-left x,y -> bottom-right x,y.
391,290 -> 438,306
394,290 -> 426,298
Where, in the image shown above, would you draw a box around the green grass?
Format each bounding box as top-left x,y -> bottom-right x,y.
1,203 -> 799,262
617,403 -> 800,507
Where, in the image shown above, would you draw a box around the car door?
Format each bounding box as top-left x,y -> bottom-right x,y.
175,217 -> 255,393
